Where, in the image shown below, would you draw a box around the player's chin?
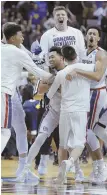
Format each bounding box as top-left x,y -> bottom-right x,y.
49,64 -> 55,69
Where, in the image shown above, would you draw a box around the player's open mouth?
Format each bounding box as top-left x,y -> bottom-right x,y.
49,62 -> 55,68
90,38 -> 93,43
59,20 -> 64,24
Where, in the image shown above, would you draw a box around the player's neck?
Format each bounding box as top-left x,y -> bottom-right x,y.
87,45 -> 98,54
56,63 -> 65,70
67,59 -> 76,65
55,24 -> 68,32
7,40 -> 19,48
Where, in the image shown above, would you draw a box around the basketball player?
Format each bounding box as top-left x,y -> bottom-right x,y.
47,45 -> 96,184
1,22 -> 44,178
39,5 -> 86,170
1,23 -> 52,183
40,6 -> 85,63
15,46 -> 67,181
66,26 -> 107,184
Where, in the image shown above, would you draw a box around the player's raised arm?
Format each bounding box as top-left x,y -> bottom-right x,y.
66,50 -> 107,82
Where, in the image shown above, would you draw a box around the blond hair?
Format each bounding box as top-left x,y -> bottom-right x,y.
53,6 -> 67,15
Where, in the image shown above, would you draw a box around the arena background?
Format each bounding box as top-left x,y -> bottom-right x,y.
1,1 -> 107,50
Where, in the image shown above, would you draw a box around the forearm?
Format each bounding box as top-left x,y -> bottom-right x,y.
47,75 -> 61,99
23,58 -> 52,80
76,69 -> 103,82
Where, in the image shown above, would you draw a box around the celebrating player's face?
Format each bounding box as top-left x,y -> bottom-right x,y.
49,51 -> 62,68
54,10 -> 68,29
13,31 -> 24,47
86,29 -> 100,48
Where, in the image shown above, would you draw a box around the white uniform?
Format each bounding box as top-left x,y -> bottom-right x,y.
40,26 -> 85,62
47,63 -> 95,149
12,71 -> 29,156
1,44 -> 52,129
39,26 -> 86,136
12,88 -> 28,155
82,48 -> 107,130
38,85 -> 61,137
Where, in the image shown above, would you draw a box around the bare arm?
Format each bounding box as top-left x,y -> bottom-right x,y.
76,51 -> 107,81
66,51 -> 107,81
75,61 -> 103,81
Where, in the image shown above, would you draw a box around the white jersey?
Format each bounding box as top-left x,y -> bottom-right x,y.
36,81 -> 61,113
20,44 -> 33,58
47,63 -> 95,113
1,44 -> 52,96
82,47 -> 106,89
49,91 -> 61,112
40,26 -> 85,62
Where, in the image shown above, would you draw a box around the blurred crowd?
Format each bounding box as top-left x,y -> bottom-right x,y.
1,1 -> 107,50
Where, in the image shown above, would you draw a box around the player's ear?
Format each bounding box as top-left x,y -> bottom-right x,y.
10,35 -> 15,43
61,56 -> 63,61
98,36 -> 100,42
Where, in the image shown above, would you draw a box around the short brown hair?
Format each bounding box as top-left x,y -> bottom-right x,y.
2,22 -> 16,33
4,24 -> 21,40
62,45 -> 77,61
53,6 -> 67,15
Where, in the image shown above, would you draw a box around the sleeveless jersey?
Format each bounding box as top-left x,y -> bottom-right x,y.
82,47 -> 106,89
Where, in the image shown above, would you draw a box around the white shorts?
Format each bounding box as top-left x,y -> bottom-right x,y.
98,107 -> 107,126
39,106 -> 60,137
88,88 -> 107,130
12,90 -> 25,125
59,112 -> 87,150
94,107 -> 107,143
1,93 -> 12,128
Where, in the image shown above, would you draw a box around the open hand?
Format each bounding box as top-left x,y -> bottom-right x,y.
66,69 -> 77,81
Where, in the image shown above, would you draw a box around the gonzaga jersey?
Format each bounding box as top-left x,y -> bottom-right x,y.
49,91 -> 61,112
40,26 -> 85,62
47,63 -> 95,113
1,44 -> 51,96
82,47 -> 106,89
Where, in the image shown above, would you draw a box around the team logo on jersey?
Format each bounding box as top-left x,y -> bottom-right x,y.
53,36 -> 76,47
43,126 -> 48,132
82,59 -> 92,64
89,55 -> 92,58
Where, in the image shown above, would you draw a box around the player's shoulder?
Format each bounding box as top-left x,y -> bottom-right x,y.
12,46 -> 29,59
68,26 -> 82,34
56,68 -> 66,77
96,47 -> 106,57
1,44 -> 18,52
96,47 -> 105,53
